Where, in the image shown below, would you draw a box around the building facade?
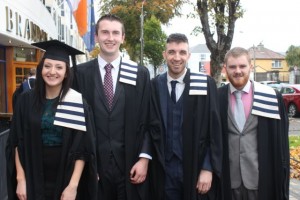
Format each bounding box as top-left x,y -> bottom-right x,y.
188,44 -> 211,74
0,0 -> 88,113
248,43 -> 289,83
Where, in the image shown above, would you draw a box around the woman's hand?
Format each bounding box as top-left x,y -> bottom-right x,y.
60,184 -> 77,200
16,178 -> 27,200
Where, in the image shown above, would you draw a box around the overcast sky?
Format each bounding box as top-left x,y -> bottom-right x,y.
162,0 -> 300,53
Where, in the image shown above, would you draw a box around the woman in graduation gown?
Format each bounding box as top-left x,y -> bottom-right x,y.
6,40 -> 98,200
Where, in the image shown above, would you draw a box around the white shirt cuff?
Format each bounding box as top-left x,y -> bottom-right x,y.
139,153 -> 152,160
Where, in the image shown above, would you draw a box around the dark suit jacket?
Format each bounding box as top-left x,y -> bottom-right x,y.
73,58 -> 151,200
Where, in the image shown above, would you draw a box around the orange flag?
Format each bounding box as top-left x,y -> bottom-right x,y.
73,0 -> 88,36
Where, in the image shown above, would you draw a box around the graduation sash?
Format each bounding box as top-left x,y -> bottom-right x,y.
54,89 -> 86,131
119,59 -> 138,86
189,72 -> 208,95
251,82 -> 280,119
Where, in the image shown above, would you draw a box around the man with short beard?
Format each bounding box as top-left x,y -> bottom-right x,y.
218,47 -> 290,200
150,33 -> 222,200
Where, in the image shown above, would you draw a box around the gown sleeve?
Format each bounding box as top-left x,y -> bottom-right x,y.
66,99 -> 98,200
6,93 -> 26,200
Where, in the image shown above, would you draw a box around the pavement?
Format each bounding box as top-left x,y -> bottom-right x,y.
289,117 -> 300,136
290,178 -> 300,200
2,118 -> 300,199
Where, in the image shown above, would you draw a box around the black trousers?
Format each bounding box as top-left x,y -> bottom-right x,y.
98,153 -> 126,200
165,155 -> 183,200
43,146 -> 61,200
232,184 -> 258,200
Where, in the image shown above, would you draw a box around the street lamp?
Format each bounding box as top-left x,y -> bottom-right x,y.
252,45 -> 256,81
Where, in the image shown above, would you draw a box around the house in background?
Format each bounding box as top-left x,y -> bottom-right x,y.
248,43 -> 289,83
165,43 -> 290,84
188,44 -> 211,75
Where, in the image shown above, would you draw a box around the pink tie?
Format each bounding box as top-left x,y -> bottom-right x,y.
104,64 -> 114,110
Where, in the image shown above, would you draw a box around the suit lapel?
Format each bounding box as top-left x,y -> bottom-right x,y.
158,73 -> 168,131
243,114 -> 254,131
111,66 -> 123,111
226,86 -> 241,133
228,106 -> 240,133
93,59 -> 110,111
182,70 -> 190,125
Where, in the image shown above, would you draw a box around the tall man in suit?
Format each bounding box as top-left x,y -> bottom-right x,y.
219,47 -> 290,200
149,33 -> 222,200
73,14 -> 151,200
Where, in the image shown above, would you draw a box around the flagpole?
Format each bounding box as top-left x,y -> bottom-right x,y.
140,0 -> 145,66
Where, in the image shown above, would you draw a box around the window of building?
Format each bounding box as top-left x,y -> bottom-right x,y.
58,0 -> 65,16
200,54 -> 206,61
199,61 -> 206,73
14,47 -> 37,62
272,60 -> 282,68
70,35 -> 74,46
58,16 -> 62,41
70,13 -> 73,29
61,24 -> 65,41
15,66 -> 36,87
46,6 -> 51,13
53,9 -> 57,25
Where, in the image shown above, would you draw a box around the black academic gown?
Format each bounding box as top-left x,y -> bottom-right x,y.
6,90 -> 98,200
73,58 -> 151,200
149,70 -> 222,200
218,84 -> 290,200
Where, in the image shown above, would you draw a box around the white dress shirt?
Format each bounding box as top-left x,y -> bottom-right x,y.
167,68 -> 187,102
98,55 -> 121,93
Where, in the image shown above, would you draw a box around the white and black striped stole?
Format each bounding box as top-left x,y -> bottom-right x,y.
119,59 -> 138,86
54,89 -> 86,131
189,72 -> 208,95
252,82 -> 280,119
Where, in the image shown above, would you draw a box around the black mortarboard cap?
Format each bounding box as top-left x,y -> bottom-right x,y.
31,40 -> 84,66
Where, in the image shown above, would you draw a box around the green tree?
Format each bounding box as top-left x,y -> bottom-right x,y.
286,45 -> 300,70
143,15 -> 167,77
196,0 -> 244,84
98,0 -> 187,63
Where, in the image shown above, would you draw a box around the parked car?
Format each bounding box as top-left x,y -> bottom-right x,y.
219,81 -> 229,87
280,84 -> 300,117
268,83 -> 283,91
259,81 -> 278,85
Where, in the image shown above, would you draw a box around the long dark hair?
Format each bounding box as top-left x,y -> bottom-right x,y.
34,58 -> 73,111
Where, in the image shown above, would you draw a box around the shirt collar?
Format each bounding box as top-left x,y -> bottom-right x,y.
98,55 -> 121,71
230,80 -> 251,94
167,68 -> 187,84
